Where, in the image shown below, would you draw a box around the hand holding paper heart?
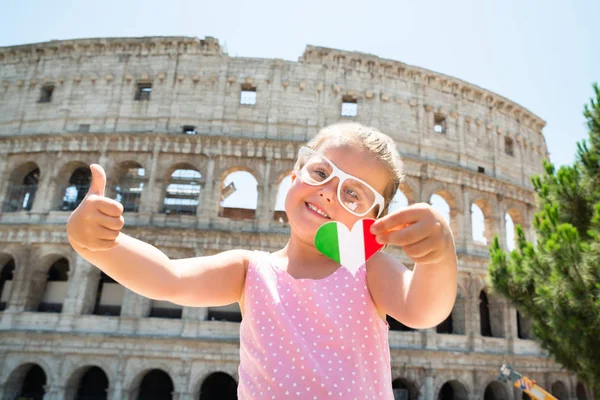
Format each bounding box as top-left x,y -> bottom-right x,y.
369,203 -> 455,265
315,219 -> 382,275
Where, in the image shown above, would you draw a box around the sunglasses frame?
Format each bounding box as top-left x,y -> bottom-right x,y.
295,146 -> 385,218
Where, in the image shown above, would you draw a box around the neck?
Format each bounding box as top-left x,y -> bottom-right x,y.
277,231 -> 336,270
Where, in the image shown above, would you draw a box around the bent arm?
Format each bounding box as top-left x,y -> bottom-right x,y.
70,233 -> 250,307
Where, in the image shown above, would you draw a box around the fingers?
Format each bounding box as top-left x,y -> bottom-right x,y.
376,219 -> 430,246
88,164 -> 107,197
94,210 -> 125,231
90,195 -> 124,217
370,204 -> 429,234
94,225 -> 121,241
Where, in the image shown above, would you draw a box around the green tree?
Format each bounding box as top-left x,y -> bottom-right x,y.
488,83 -> 600,397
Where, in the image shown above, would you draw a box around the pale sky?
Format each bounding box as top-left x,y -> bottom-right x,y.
1,0 -> 597,245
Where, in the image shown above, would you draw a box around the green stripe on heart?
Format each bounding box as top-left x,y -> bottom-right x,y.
314,219 -> 383,275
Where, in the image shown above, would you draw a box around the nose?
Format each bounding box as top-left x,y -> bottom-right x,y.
318,178 -> 338,203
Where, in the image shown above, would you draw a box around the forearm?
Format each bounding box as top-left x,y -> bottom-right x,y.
404,251 -> 458,328
70,232 -> 178,300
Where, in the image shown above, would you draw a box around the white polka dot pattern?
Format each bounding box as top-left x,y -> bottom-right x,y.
238,252 -> 394,399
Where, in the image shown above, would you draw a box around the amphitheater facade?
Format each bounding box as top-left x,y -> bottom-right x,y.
0,36 -> 592,400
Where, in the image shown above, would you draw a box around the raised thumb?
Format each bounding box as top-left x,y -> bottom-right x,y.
88,164 -> 107,197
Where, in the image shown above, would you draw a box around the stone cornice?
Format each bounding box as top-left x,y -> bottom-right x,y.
300,45 -> 546,132
0,36 -> 223,62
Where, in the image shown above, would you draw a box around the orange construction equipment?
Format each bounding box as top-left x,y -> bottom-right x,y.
497,364 -> 557,400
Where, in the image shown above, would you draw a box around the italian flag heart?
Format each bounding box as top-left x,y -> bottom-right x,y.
314,219 -> 383,275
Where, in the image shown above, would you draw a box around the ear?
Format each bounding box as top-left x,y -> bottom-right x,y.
291,172 -> 297,182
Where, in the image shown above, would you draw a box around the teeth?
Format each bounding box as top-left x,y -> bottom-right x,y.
307,203 -> 329,218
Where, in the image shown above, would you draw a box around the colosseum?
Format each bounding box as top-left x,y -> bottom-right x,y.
0,36 -> 592,400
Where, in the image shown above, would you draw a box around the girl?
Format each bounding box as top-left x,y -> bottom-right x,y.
67,122 -> 458,399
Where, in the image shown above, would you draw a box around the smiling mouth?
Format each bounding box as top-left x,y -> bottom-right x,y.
306,202 -> 330,219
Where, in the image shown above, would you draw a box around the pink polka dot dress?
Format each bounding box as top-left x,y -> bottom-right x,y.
238,252 -> 394,399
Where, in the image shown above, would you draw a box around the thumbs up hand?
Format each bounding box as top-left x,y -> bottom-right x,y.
67,164 -> 125,251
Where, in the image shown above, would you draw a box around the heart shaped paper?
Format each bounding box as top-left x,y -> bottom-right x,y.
314,218 -> 383,275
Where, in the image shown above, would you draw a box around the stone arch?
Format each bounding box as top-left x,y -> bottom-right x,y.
471,197 -> 495,244
127,368 -> 176,400
551,380 -> 569,400
505,203 -> 527,251
218,166 -> 259,220
436,284 -> 465,335
0,255 -> 16,311
483,380 -> 509,400
576,382 -> 589,400
430,193 -> 452,225
198,371 -> 238,400
36,256 -> 70,313
161,163 -> 203,216
3,363 -> 49,400
517,310 -> 533,339
109,160 -> 147,213
274,170 -> 293,223
392,377 -> 419,400
3,161 -> 40,212
93,272 -> 123,316
388,188 -> 410,214
436,379 -> 469,400
479,289 -> 505,338
399,177 -> 418,205
55,161 -> 93,211
64,365 -> 110,400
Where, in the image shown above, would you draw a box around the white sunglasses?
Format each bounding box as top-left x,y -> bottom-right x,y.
295,146 -> 386,218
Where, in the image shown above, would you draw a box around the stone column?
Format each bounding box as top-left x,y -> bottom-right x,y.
60,255 -> 99,315
181,306 -> 208,337
43,384 -> 65,400
456,185 -> 472,252
419,368 -> 434,400
139,142 -> 161,215
198,156 -> 215,218
30,159 -> 62,213
257,157 -> 272,229
108,379 -> 124,400
0,155 -> 11,210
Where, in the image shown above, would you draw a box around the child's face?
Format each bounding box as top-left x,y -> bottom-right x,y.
285,143 -> 390,241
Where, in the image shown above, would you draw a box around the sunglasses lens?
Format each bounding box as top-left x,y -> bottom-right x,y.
339,178 -> 376,215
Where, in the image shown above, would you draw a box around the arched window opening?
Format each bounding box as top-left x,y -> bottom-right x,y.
471,204 -> 487,244
149,299 -> 182,319
479,291 -> 492,337
208,303 -> 242,323
576,382 -> 589,400
436,312 -> 453,334
115,166 -> 145,213
0,258 -> 15,311
430,194 -> 450,225
162,169 -> 202,216
517,310 -> 532,339
75,366 -> 109,400
137,369 -> 173,400
388,189 -> 409,215
199,372 -> 238,400
93,272 -> 123,316
505,212 -> 516,252
19,365 -> 46,400
551,381 -> 568,400
219,171 -> 258,220
392,378 -> 419,400
438,380 -> 468,400
386,315 -> 415,332
62,167 -> 92,211
38,258 -> 69,313
274,174 -> 292,224
484,381 -> 508,400
3,167 -> 39,212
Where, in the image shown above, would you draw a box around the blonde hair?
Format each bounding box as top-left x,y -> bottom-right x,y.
306,123 -> 405,218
